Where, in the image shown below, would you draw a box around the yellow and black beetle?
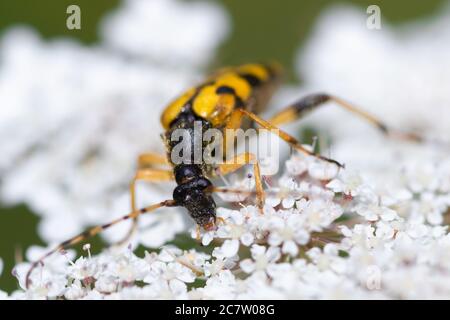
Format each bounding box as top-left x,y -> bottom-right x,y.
25,62 -> 421,287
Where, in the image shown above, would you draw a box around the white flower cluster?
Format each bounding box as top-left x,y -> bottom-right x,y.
0,0 -> 229,247
8,140 -> 450,299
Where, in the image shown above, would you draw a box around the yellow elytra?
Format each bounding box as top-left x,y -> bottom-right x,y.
160,62 -> 283,130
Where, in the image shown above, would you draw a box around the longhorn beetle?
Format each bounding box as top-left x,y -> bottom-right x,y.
25,62 -> 421,287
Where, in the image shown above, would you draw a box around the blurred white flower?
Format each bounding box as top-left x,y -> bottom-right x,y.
0,0 -> 230,247
101,0 -> 229,67
273,3 -> 450,180
296,4 -> 450,140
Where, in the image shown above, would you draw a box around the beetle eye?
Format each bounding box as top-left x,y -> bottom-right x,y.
195,177 -> 212,190
173,185 -> 189,204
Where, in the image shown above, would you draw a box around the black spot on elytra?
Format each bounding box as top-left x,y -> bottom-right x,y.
216,85 -> 236,95
239,73 -> 262,87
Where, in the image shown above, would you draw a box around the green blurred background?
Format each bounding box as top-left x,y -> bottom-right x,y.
0,0 -> 445,293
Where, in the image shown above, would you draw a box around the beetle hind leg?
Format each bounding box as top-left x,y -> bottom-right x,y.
269,93 -> 422,142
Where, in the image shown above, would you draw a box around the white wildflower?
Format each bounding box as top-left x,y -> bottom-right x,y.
240,245 -> 281,274
0,0 -> 230,247
267,214 -> 309,256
